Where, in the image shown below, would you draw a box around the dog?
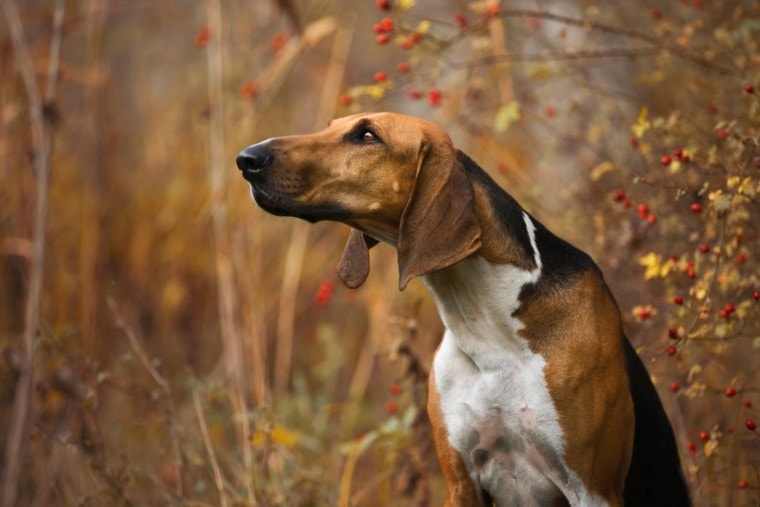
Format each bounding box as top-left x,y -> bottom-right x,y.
236,112 -> 690,506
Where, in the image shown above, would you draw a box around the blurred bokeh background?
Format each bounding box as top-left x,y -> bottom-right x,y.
1,0 -> 758,505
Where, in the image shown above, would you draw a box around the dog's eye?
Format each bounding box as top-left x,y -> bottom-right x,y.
361,130 -> 376,142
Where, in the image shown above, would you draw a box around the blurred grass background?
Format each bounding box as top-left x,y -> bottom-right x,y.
1,0 -> 759,505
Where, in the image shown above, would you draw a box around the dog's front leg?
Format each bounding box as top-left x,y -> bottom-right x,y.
428,369 -> 483,507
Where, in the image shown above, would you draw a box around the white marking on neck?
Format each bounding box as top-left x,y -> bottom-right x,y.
523,211 -> 542,272
423,213 -> 605,505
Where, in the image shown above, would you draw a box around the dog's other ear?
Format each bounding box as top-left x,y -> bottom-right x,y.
397,141 -> 481,290
337,228 -> 379,289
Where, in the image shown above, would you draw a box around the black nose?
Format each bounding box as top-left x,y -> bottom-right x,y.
236,143 -> 274,178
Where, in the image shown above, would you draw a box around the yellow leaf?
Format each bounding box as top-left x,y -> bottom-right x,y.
738,177 -> 755,197
494,101 -> 521,132
348,83 -> 390,100
631,107 -> 651,138
590,161 -> 614,181
398,0 -> 415,11
415,19 -> 431,34
252,426 -> 300,448
659,258 -> 676,278
704,439 -> 719,457
639,252 -> 662,280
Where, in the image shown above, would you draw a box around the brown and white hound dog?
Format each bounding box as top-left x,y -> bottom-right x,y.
236,113 -> 690,506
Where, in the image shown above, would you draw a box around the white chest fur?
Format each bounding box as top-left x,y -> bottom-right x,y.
423,214 -> 604,506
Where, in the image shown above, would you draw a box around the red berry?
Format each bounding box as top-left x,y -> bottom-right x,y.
396,61 -> 410,73
400,38 -> 414,50
613,190 -> 626,202
687,441 -> 696,456
239,81 -> 259,99
754,291 -> 759,301
667,346 -> 677,357
372,23 -> 384,33
724,303 -> 735,314
650,8 -> 662,20
380,17 -> 393,31
725,387 -> 737,398
668,326 -> 678,339
637,203 -> 649,219
315,279 -> 335,306
410,32 -> 422,42
389,383 -> 403,396
687,269 -> 696,280
745,83 -> 755,94
376,33 -> 390,45
454,12 -> 468,30
746,419 -> 757,431
719,309 -> 729,319
375,0 -> 391,10
727,426 -> 734,434
486,3 -> 500,16
737,253 -> 747,264
373,71 -> 387,82
670,382 -> 680,393
630,135 -> 639,147
339,94 -> 352,106
385,400 -> 398,414
738,480 -> 749,489
408,89 -> 422,100
194,27 -> 211,48
638,308 -> 652,320
674,295 -> 684,305
699,431 -> 709,441
270,33 -> 288,53
647,213 -> 657,224
661,155 -> 672,166
691,203 -> 703,213
544,105 -> 557,118
699,244 -> 709,253
623,199 -> 632,208
717,128 -> 730,139
673,148 -> 684,159
428,88 -> 442,106
743,399 -> 752,408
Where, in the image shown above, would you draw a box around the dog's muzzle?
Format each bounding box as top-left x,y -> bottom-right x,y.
236,143 -> 274,183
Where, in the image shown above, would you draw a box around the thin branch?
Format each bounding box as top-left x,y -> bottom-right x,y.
107,296 -> 185,499
439,8 -> 738,75
193,391 -> 230,507
1,0 -> 61,504
107,297 -> 168,390
452,47 -> 661,67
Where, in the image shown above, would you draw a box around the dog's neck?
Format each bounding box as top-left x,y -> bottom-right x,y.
422,210 -> 543,366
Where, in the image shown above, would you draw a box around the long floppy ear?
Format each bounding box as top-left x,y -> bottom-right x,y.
337,228 -> 379,289
397,140 -> 481,290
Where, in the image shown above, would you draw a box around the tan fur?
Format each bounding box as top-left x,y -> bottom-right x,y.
515,270 -> 633,505
428,366 -> 482,507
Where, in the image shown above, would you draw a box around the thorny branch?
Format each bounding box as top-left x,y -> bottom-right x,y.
0,0 -> 63,505
434,8 -> 740,75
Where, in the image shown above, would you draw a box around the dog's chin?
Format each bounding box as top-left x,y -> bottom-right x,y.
250,187 -> 349,224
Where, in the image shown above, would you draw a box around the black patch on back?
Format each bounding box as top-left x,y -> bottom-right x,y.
623,337 -> 691,506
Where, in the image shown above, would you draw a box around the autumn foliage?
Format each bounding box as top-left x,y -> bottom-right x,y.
1,0 -> 759,505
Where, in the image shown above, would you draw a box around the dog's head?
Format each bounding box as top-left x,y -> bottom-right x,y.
237,112 -> 481,289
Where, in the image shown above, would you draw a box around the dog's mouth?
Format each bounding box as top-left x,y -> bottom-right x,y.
249,184 -> 350,224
